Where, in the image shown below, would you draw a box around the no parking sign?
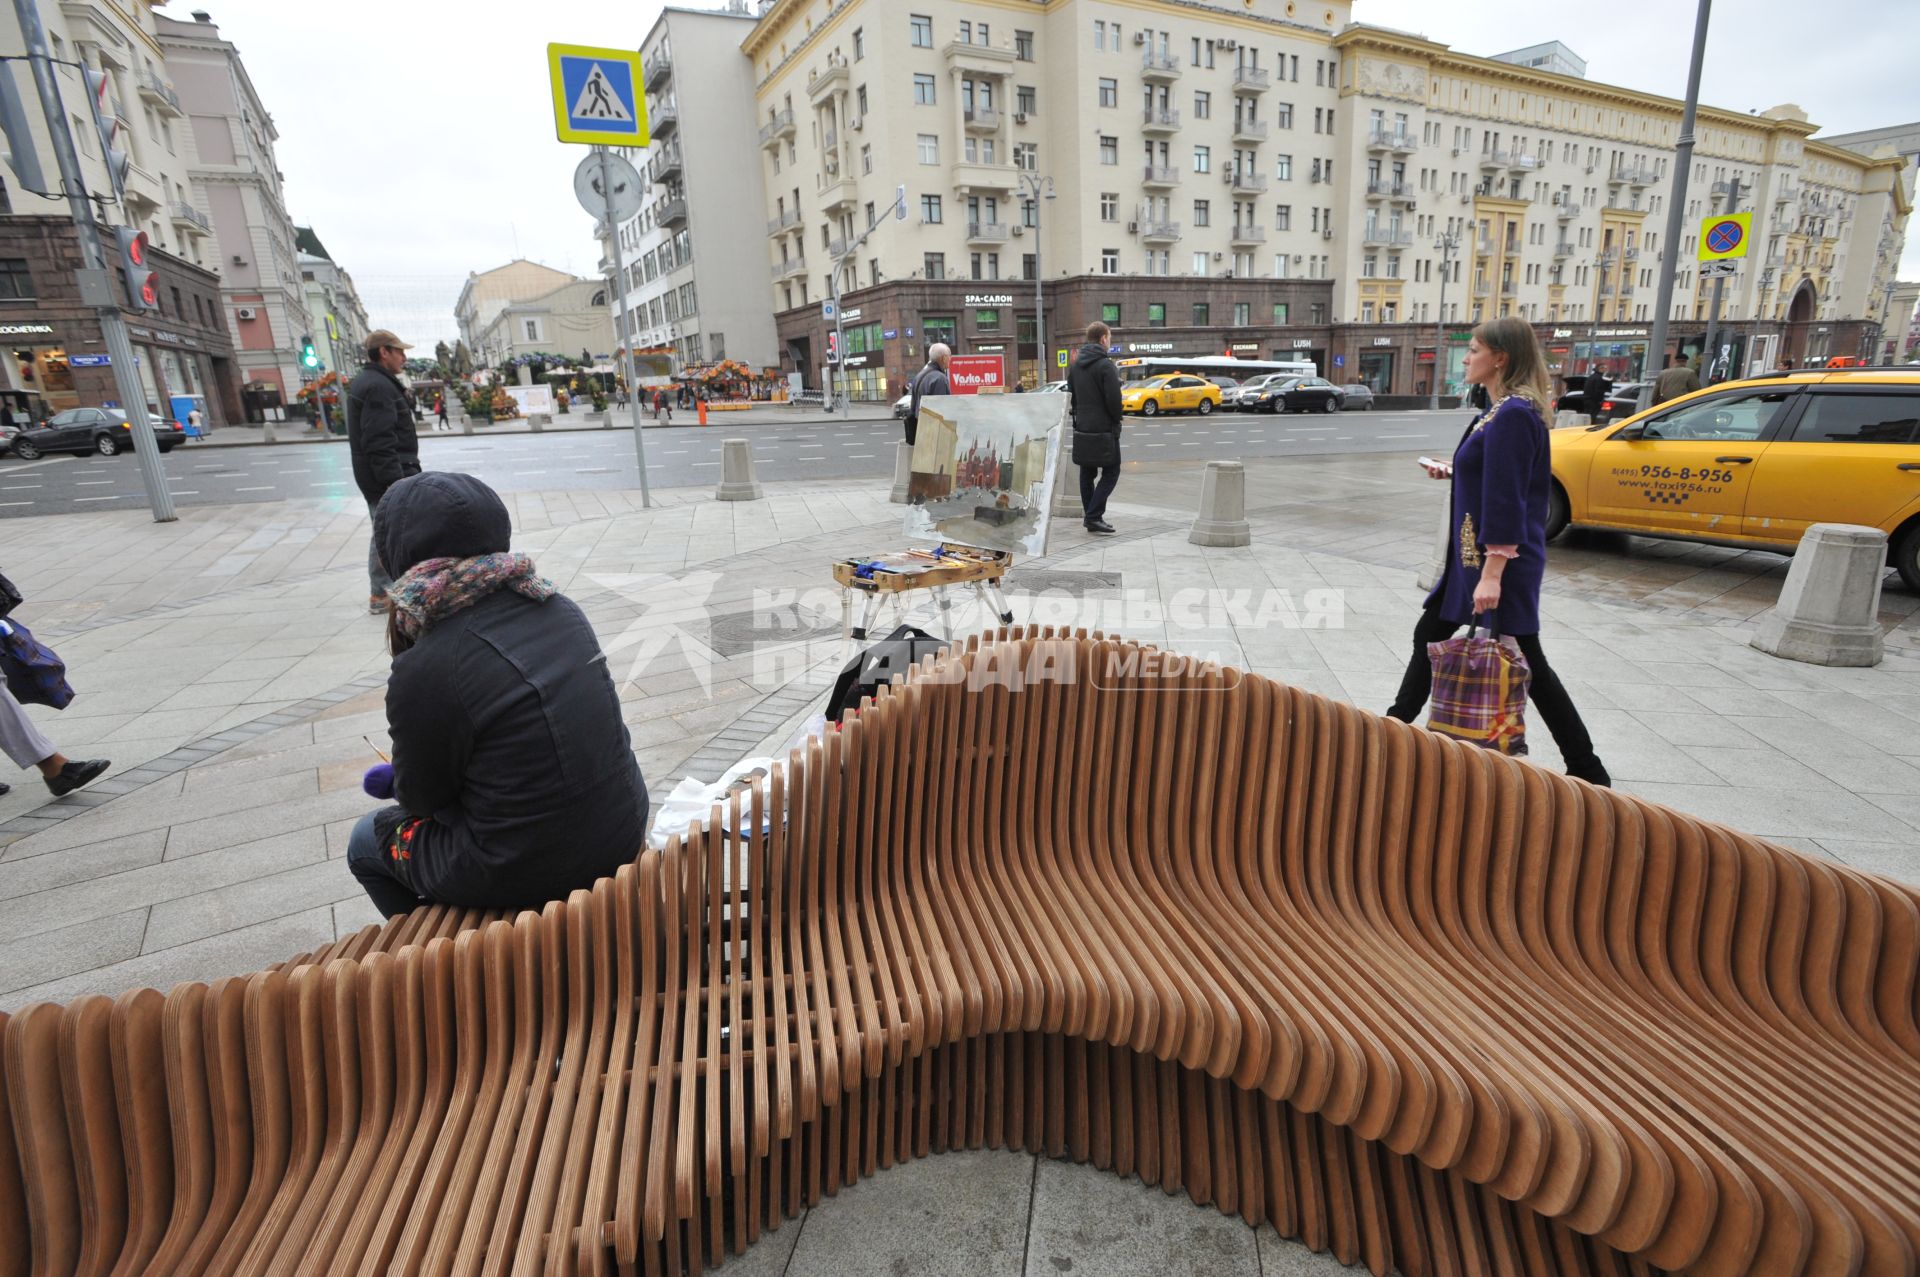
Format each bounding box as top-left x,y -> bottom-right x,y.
1698,213 -> 1751,262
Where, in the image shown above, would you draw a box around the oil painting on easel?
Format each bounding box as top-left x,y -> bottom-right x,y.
904,393 -> 1066,556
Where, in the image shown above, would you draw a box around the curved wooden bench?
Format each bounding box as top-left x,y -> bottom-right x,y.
3,629 -> 1917,1276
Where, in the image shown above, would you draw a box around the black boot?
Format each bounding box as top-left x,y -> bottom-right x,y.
1084,518 -> 1115,534
1566,756 -> 1612,788
46,758 -> 110,796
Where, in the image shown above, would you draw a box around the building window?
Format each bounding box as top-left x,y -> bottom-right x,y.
918,133 -> 938,164
853,27 -> 865,59
170,286 -> 182,317
1361,302 -> 1375,323
1021,197 -> 1038,227
1192,251 -> 1208,275
1362,255 -> 1377,278
1275,204 -> 1291,231
1147,302 -> 1166,328
1193,199 -> 1210,227
1099,135 -> 1118,165
1101,248 -> 1120,275
920,194 -> 943,222
1023,254 -> 1037,280
1273,302 -> 1289,324
1100,192 -> 1119,221
857,85 -> 868,115
1276,154 -> 1291,181
1015,142 -> 1037,171
913,74 -> 936,105
1310,302 -> 1326,324
1101,302 -> 1121,324
0,258 -> 35,299
910,13 -> 933,47
1193,145 -> 1210,174
977,308 -> 1000,329
525,319 -> 541,341
1192,302 -> 1210,325
1232,302 -> 1250,326
861,144 -> 873,174
1194,90 -> 1211,120
1015,29 -> 1034,60
1017,85 -> 1036,116
1094,19 -> 1106,50
1277,102 -> 1293,129
1098,78 -> 1117,108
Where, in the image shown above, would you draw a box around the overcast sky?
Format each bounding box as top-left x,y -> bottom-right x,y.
211,0 -> 1920,348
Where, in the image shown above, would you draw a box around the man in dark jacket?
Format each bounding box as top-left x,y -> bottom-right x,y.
345,471 -> 650,915
1066,322 -> 1123,534
1583,367 -> 1613,421
347,329 -> 422,612
903,342 -> 951,446
1651,353 -> 1701,406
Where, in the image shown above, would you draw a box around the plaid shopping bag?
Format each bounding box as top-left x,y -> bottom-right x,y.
1427,618 -> 1530,755
0,618 -> 75,710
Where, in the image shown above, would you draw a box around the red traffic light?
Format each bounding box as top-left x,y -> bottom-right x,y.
138,275 -> 158,308
125,230 -> 147,267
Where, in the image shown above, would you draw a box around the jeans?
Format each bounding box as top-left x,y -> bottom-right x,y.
1079,464 -> 1121,521
367,500 -> 392,600
346,811 -> 420,918
1386,601 -> 1601,772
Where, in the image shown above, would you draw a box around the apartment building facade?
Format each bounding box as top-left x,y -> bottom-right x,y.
473,280 -> 615,370
455,259 -> 582,362
296,226 -> 370,379
744,0 -> 1911,400
155,10 -> 312,417
600,5 -> 778,372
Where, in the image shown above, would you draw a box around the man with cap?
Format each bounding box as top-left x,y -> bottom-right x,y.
347,330 -> 423,613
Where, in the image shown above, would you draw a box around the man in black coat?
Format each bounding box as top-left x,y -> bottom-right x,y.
347,329 -> 423,613
1583,367 -> 1614,422
903,342 -> 951,446
1066,321 -> 1124,534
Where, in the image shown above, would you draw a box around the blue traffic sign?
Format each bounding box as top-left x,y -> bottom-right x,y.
548,44 -> 647,147
69,353 -> 111,367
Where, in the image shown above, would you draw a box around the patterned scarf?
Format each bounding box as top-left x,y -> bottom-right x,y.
389,552 -> 554,639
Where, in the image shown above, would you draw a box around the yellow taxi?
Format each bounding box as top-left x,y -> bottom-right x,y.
1546,368 -> 1920,590
1120,373 -> 1223,417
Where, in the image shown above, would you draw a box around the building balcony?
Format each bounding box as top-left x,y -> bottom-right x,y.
1143,107 -> 1181,135
1473,280 -> 1490,298
774,257 -> 808,281
1365,179 -> 1415,202
1229,171 -> 1268,194
643,51 -> 672,91
1476,237 -> 1495,257
1620,246 -> 1640,262
966,221 -> 1011,243
1231,117 -> 1267,143
651,102 -> 679,136
828,237 -> 850,260
656,196 -> 687,226
820,176 -> 860,212
1509,152 -> 1541,172
1230,223 -> 1267,246
807,60 -> 849,103
1362,228 -> 1413,248
1610,162 -> 1655,187
1367,128 -> 1412,153
951,163 -> 1018,194
1501,281 -> 1517,297
1479,149 -> 1509,170
1141,164 -> 1180,189
169,201 -> 209,235
1233,65 -> 1270,93
822,130 -> 838,154
759,109 -> 796,148
767,209 -> 801,236
964,106 -> 1001,133
1502,240 -> 1521,257
648,143 -> 683,184
1552,240 -> 1574,259
1141,50 -> 1181,81
944,39 -> 1016,78
137,70 -> 182,117
1136,219 -> 1182,245
1555,200 -> 1582,221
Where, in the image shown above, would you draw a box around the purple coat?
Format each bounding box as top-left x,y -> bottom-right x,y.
1425,396 -> 1551,635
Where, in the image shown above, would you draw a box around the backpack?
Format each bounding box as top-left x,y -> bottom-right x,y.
825,624 -> 945,723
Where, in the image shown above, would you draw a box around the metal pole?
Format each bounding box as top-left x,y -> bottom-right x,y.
599,146 -> 652,507
12,0 -> 173,521
1700,177 -> 1739,383
1024,172 -> 1050,389
1430,230 -> 1454,410
832,257 -> 848,416
1638,0 -> 1712,412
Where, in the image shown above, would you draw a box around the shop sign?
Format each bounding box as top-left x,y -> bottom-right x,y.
1127,341 -> 1176,352
1593,328 -> 1647,339
125,324 -> 197,348
0,323 -> 53,336
964,293 -> 1013,307
883,328 -> 898,339
1416,349 -> 1435,363
69,354 -> 111,367
843,354 -> 870,368
1551,328 -> 1575,339
841,307 -> 863,323
1228,341 -> 1260,353
975,343 -> 1006,354
1371,337 -> 1393,346
948,354 -> 1004,394
1290,338 -> 1312,349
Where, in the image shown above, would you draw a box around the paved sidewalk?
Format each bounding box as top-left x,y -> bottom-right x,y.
188,401 -> 896,446
1,451 -> 1915,1272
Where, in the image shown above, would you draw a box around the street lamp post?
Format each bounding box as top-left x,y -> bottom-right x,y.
1430,228 -> 1460,410
1018,170 -> 1055,388
1638,0 -> 1714,412
827,185 -> 908,417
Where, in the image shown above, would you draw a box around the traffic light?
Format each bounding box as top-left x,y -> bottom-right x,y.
115,226 -> 157,310
82,68 -> 130,198
300,335 -> 320,369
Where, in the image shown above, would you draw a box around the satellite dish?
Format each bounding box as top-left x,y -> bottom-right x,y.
574,151 -> 645,222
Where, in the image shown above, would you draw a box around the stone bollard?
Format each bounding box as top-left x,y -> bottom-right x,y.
1749,523 -> 1886,666
1050,467 -> 1084,522
889,441 -> 913,504
715,437 -> 764,501
460,412 -> 473,437
529,413 -> 546,433
1415,496 -> 1451,593
1188,460 -> 1251,547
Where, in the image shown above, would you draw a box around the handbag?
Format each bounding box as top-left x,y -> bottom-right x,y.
1426,613 -> 1529,755
0,570 -> 20,620
1070,427 -> 1119,468
0,617 -> 76,710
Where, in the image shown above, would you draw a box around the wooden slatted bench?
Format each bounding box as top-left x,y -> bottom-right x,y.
2,629 -> 1917,1276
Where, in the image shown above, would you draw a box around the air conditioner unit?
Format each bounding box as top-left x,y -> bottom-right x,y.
230,255 -> 247,266
235,307 -> 257,320
1011,225 -> 1025,236
1451,148 -> 1461,157
1014,112 -> 1027,124
1133,31 -> 1146,45
850,117 -> 864,131
1212,251 -> 1224,261
1321,227 -> 1334,239
1126,220 -> 1139,233
1292,254 -> 1303,263
1218,40 -> 1238,51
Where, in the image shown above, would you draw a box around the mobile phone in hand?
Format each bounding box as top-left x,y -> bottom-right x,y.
1417,456 -> 1453,474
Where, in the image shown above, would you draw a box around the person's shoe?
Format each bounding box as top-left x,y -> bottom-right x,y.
1084,518 -> 1116,535
0,781 -> 9,797
45,758 -> 110,797
369,593 -> 390,614
1566,757 -> 1613,788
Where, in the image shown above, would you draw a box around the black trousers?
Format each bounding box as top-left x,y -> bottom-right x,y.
1079,464 -> 1120,521
1386,601 -> 1600,770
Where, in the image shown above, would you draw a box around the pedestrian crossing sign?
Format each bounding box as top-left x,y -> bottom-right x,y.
548,44 -> 649,147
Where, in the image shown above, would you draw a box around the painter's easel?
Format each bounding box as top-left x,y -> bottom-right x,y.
831,544 -> 1016,640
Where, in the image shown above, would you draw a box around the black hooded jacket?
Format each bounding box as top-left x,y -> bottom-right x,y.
347,362 -> 421,505
1067,342 -> 1123,466
370,472 -> 650,908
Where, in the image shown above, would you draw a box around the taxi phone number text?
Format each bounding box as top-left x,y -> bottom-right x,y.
1635,465 -> 1737,484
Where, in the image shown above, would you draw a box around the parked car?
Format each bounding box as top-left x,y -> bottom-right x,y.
0,420 -> 18,457
1595,381 -> 1650,422
1547,368 -> 1920,590
1337,382 -> 1377,411
1244,375 -> 1343,414
6,406 -> 185,459
1224,372 -> 1286,410
1120,373 -> 1221,417
1203,374 -> 1242,397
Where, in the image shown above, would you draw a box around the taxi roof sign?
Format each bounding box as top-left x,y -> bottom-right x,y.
548,44 -> 649,147
1698,212 -> 1752,262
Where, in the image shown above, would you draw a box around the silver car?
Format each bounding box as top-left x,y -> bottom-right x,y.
1225,373 -> 1284,411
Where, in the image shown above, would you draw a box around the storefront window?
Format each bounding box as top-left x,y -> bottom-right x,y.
846,321 -> 884,355
843,367 -> 889,401
1146,302 -> 1166,328
975,308 -> 1000,331
923,316 -> 958,350
1100,303 -> 1121,325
